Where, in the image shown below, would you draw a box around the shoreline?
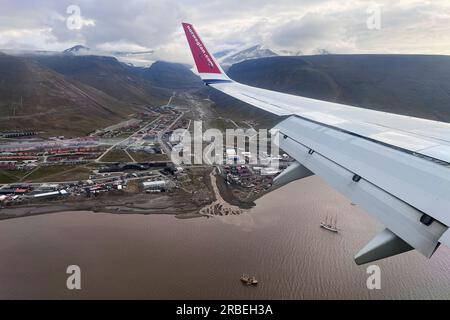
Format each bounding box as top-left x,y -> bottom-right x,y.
0,167 -> 260,221
0,192 -> 206,221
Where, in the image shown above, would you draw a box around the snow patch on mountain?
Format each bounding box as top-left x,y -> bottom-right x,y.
62,45 -> 155,67
63,45 -> 91,55
215,45 -> 278,70
214,44 -> 306,70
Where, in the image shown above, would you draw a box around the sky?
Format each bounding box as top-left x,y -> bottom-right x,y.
1,0 -> 450,64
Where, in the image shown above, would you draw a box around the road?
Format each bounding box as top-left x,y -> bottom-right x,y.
167,93 -> 174,106
199,167 -> 243,216
1,172 -> 163,187
95,115 -> 162,162
157,112 -> 185,158
123,148 -> 136,163
96,93 -> 178,163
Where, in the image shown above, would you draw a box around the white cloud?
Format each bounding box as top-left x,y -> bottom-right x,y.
0,0 -> 449,62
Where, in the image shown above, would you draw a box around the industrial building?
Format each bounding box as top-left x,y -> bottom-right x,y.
260,167 -> 280,176
0,188 -> 29,195
37,184 -> 60,191
141,180 -> 167,192
33,190 -> 69,200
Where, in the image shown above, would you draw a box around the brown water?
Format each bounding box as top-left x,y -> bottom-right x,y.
0,176 -> 449,299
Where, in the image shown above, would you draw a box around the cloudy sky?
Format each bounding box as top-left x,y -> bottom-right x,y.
1,0 -> 450,63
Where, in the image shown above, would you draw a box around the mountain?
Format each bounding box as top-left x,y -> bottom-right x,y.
0,53 -> 138,137
214,45 -> 305,70
0,50 -> 203,136
140,61 -> 202,90
63,45 -> 91,55
216,45 -> 279,70
208,54 -> 450,124
33,54 -> 168,105
213,49 -> 235,59
6,50 -> 449,138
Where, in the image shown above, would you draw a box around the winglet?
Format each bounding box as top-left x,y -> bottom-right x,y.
354,228 -> 414,265
181,22 -> 230,82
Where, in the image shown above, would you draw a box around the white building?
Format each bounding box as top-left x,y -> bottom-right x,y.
38,183 -> 59,191
141,180 -> 166,191
225,148 -> 241,164
34,189 -> 68,199
260,168 -> 280,176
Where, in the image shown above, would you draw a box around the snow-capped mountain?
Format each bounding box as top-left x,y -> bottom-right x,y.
215,45 -> 279,70
0,45 -> 155,67
215,45 -> 305,70
63,45 -> 91,55
213,49 -> 235,59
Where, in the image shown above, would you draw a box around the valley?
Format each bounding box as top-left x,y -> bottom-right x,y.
2,49 -> 450,222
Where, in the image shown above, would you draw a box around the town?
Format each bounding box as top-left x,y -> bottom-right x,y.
0,101 -> 293,218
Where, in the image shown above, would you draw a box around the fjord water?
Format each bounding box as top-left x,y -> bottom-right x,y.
0,176 -> 448,299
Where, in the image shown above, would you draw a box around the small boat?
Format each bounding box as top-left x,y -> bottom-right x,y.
240,274 -> 258,286
320,215 -> 339,233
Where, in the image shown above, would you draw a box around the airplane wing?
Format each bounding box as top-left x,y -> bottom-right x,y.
182,22 -> 450,264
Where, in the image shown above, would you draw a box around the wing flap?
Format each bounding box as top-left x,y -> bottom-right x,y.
354,228 -> 414,265
275,116 -> 450,226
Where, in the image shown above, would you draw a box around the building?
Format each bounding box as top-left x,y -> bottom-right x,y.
226,148 -> 241,164
33,189 -> 68,199
260,167 -> 280,176
37,183 -> 59,191
0,188 -> 28,195
172,143 -> 185,153
141,180 -> 166,191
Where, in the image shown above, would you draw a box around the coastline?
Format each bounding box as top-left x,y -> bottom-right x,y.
0,192 -> 206,220
0,166 -> 258,221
